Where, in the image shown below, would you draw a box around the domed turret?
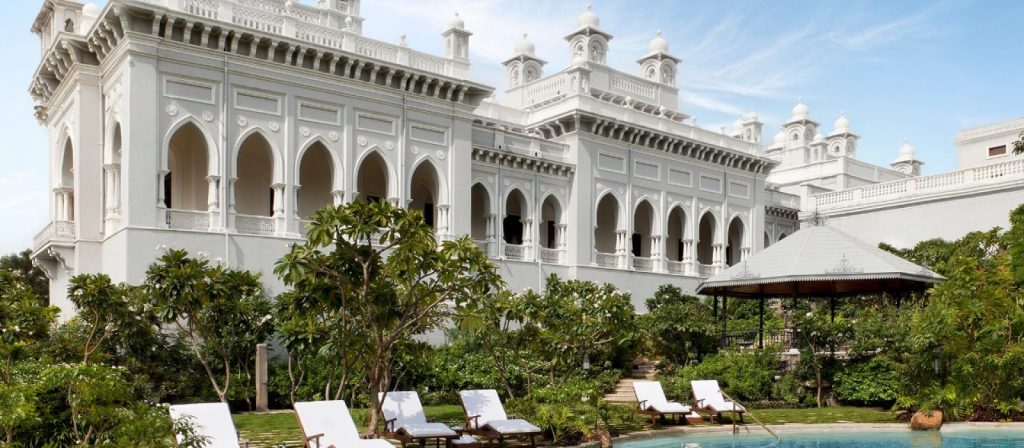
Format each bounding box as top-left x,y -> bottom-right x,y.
578,4 -> 600,29
832,112 -> 850,134
895,139 -> 916,161
812,132 -> 825,144
771,130 -> 786,148
514,34 -> 535,56
447,12 -> 465,29
791,98 -> 809,121
891,139 -> 923,175
649,31 -> 669,53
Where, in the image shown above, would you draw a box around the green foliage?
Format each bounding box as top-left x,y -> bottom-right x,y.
0,249 -> 49,303
794,302 -> 854,407
144,249 -> 274,403
833,357 -> 902,405
661,350 -> 779,403
1008,204 -> 1024,286
505,373 -> 637,445
1013,131 -> 1023,155
639,285 -> 717,366
275,200 -> 502,432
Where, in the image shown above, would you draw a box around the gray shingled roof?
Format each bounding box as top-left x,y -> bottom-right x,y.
696,225 -> 944,298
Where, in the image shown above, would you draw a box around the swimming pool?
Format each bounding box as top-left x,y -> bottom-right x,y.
616,429 -> 1024,448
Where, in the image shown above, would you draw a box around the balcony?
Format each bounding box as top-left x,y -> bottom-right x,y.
666,260 -> 686,275
33,220 -> 75,251
538,247 -> 565,264
631,256 -> 656,272
594,251 -> 618,269
166,209 -> 211,231
697,263 -> 717,277
503,243 -> 528,261
234,214 -> 275,236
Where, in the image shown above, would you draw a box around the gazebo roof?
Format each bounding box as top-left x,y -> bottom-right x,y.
697,225 -> 944,298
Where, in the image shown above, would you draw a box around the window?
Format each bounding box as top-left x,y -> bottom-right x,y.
989,145 -> 1007,157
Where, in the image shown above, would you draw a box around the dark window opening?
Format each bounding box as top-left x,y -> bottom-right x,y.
631,233 -> 641,257
989,145 -> 1007,157
423,203 -> 434,227
546,220 -> 556,248
503,215 -> 523,244
164,172 -> 172,208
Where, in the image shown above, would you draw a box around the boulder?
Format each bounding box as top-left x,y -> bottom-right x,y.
910,410 -> 943,430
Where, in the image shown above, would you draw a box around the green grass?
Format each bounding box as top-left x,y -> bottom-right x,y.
233,405 -> 896,446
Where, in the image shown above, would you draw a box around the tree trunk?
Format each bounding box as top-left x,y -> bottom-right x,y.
815,367 -> 823,408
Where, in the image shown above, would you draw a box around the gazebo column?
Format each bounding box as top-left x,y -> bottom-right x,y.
758,297 -> 765,349
720,295 -> 728,344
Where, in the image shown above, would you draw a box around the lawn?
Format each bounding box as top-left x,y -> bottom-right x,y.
232,405 -> 896,446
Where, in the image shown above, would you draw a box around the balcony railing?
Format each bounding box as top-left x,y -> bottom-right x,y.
235,214 -> 275,236
594,251 -> 618,268
33,220 -> 75,250
539,247 -> 565,264
666,260 -> 685,275
697,263 -> 716,277
504,243 -> 527,261
166,209 -> 211,231
632,256 -> 655,272
722,328 -> 795,350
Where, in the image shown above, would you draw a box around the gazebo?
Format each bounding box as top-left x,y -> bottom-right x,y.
696,224 -> 945,349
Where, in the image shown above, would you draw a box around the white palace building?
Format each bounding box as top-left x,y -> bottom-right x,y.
28,0 -> 1024,318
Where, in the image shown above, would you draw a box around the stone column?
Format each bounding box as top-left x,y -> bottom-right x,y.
54,188 -> 65,221
112,165 -> 121,216
682,239 -> 694,275
484,213 -> 497,258
272,183 -> 286,235
651,235 -> 663,271
331,190 -> 345,206
103,166 -> 114,218
207,176 -> 221,230
437,204 -> 450,238
63,190 -> 74,222
226,177 -> 238,230
615,230 -> 627,269
522,217 -> 533,260
741,247 -> 751,262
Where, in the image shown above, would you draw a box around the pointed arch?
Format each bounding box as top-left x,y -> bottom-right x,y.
470,182 -> 492,241
234,131 -> 275,216
355,148 -> 395,202
726,216 -> 745,266
166,120 -> 211,211
502,187 -> 529,245
296,140 -> 334,218
594,191 -> 621,254
632,199 -> 656,257
163,116 -> 219,175
233,127 -> 282,183
539,193 -> 563,249
295,136 -> 342,190
666,205 -> 687,261
409,158 -> 443,229
696,211 -> 717,265
408,156 -> 448,206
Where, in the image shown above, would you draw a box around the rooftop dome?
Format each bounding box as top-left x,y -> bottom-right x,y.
649,31 -> 669,52
833,113 -> 850,133
82,2 -> 101,16
578,4 -> 600,29
514,34 -> 535,56
447,12 -> 465,29
747,112 -> 760,122
772,130 -> 786,146
893,139 -> 917,163
813,132 -> 825,143
791,98 -> 809,120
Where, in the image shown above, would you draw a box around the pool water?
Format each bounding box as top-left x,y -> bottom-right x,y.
616,430 -> 1024,448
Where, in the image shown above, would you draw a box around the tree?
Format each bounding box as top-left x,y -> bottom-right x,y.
639,284 -> 717,366
794,303 -> 853,408
144,250 -> 274,403
1013,131 -> 1023,155
275,200 -> 502,434
1007,204 -> 1024,286
0,249 -> 48,303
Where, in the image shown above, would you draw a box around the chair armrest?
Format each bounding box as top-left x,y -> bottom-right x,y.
384,417 -> 398,432
465,414 -> 481,429
236,431 -> 250,448
306,432 -> 325,448
637,399 -> 647,410
507,413 -> 517,419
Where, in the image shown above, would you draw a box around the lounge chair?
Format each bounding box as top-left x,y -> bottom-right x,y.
459,389 -> 541,447
631,380 -> 695,424
691,380 -> 746,422
168,402 -> 249,448
293,400 -> 394,448
380,391 -> 479,447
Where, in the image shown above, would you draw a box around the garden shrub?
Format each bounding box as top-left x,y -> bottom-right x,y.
661,350 -> 778,403
834,357 -> 902,406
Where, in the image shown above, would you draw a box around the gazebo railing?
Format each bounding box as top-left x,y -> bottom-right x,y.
721,327 -> 793,350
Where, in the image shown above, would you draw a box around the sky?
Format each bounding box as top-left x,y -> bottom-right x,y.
1,0 -> 1022,254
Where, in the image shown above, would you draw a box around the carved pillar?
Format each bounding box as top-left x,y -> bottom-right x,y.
54,188 -> 65,221
522,217 -> 533,260
741,247 -> 751,262
206,175 -> 221,230
103,165 -> 114,218
226,177 -> 238,230
484,213 -> 497,258
331,190 -> 345,206
63,190 -> 74,222
682,239 -> 695,275
272,183 -> 286,235
615,230 -> 627,269
651,235 -> 663,271
112,165 -> 121,216
437,205 -> 450,238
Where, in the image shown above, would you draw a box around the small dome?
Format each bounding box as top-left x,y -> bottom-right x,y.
813,132 -> 825,143
772,130 -> 786,146
899,139 -> 915,157
649,31 -> 669,52
571,53 -> 587,66
578,4 -> 600,29
82,3 -> 101,16
747,112 -> 760,122
447,12 -> 465,29
833,113 -> 850,133
514,34 -> 535,56
791,98 -> 809,120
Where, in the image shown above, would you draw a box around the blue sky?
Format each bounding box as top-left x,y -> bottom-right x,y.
1,0 -> 1022,254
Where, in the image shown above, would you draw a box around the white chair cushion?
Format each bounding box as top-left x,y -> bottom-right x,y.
632,380 -> 670,405
459,390 -> 508,428
400,423 -> 458,438
380,391 -> 428,428
169,402 -> 241,448
650,401 -> 692,414
485,419 -> 541,434
451,434 -> 480,445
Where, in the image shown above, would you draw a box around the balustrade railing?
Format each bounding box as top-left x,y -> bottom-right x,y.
697,263 -> 716,277
810,158 -> 1024,211
504,243 -> 527,261
234,214 -> 275,235
722,328 -> 794,350
610,72 -> 657,101
539,247 -> 565,264
632,256 -> 655,272
166,209 -> 211,231
594,251 -> 618,268
666,260 -> 685,274
33,220 -> 75,250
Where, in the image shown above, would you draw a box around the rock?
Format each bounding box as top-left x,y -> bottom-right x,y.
594,428 -> 612,448
910,410 -> 943,430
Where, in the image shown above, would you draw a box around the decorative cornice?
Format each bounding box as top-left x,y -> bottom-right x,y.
471,146 -> 575,178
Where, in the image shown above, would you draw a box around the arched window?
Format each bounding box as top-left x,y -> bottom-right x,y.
356,151 -> 389,202
64,19 -> 75,33
726,217 -> 745,266
539,196 -> 561,249
666,206 -> 686,261
235,133 -> 274,216
166,122 -> 209,211
409,161 -> 440,229
503,189 -> 528,245
632,201 -> 654,257
297,142 -> 333,218
594,194 -> 619,254
58,139 -> 75,221
697,213 -> 717,265
470,183 -> 490,241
